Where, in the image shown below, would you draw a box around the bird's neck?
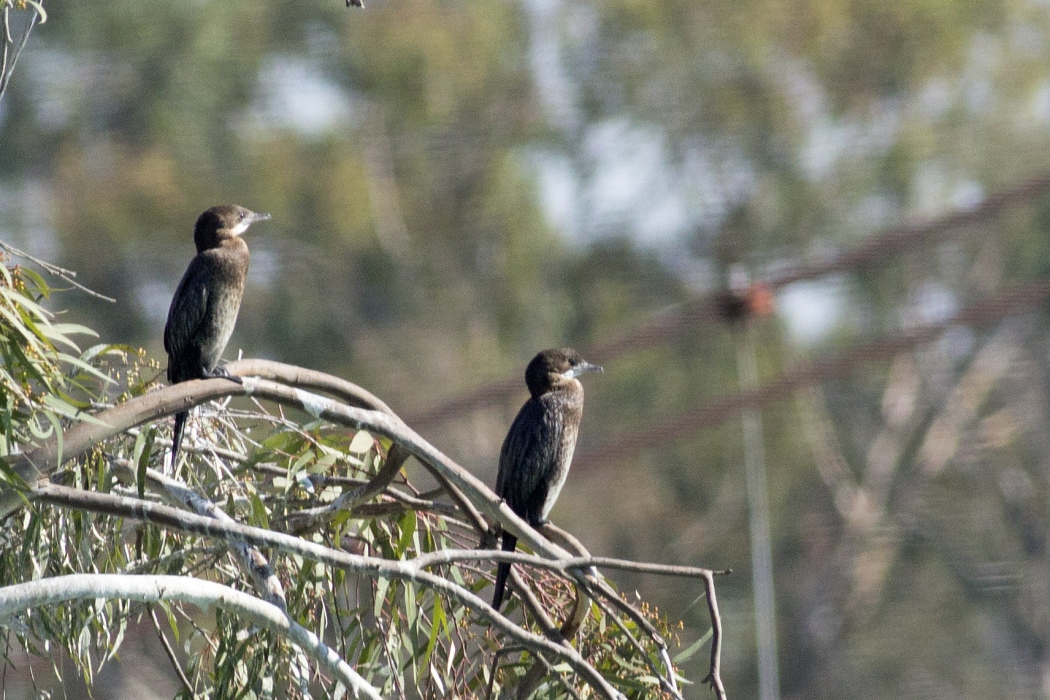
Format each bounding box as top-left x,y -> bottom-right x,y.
216,237 -> 249,259
205,238 -> 250,277
547,379 -> 584,410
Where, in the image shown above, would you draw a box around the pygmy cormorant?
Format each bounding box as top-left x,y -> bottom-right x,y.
164,204 -> 270,466
491,348 -> 603,610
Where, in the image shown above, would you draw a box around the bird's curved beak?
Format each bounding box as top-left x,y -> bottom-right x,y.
567,361 -> 603,378
250,212 -> 272,224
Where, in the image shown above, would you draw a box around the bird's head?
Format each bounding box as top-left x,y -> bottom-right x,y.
194,204 -> 271,252
525,348 -> 603,396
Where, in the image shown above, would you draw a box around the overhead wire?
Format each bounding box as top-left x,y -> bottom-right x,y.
407,169 -> 1050,433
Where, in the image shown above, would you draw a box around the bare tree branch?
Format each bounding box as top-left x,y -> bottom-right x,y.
700,570 -> 727,700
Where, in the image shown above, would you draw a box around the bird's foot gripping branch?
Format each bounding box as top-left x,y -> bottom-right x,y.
0,334 -> 728,698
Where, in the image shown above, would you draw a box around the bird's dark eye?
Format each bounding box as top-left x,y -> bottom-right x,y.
569,358 -> 579,366
239,211 -> 246,220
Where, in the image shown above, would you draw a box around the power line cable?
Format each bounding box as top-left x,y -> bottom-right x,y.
572,277 -> 1050,472
407,169 -> 1050,430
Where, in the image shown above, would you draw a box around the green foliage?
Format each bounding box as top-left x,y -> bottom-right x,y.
0,257 -> 115,456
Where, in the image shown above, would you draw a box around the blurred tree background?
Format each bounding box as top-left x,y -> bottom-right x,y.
4,0 -> 1050,697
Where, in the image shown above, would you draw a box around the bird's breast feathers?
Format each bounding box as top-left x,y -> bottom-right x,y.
541,423 -> 579,520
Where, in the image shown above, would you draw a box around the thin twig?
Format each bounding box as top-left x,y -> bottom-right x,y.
371,595 -> 406,699
126,426 -> 248,463
0,1 -> 43,102
414,549 -> 728,579
149,605 -> 195,696
512,583 -> 585,700
485,643 -> 527,700
701,571 -> 727,700
514,647 -> 586,700
0,241 -> 117,303
283,445 -> 413,534
508,523 -> 592,698
252,443 -> 435,531
286,497 -> 461,521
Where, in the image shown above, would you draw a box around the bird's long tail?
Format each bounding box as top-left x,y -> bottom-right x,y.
171,410 -> 187,468
492,532 -> 518,610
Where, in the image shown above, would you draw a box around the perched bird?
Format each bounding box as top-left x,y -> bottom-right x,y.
491,348 -> 603,610
164,204 -> 270,466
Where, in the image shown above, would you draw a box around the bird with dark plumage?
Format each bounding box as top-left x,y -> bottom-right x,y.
164,204 -> 270,467
491,348 -> 603,610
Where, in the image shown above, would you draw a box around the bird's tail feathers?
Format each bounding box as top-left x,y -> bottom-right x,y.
171,411 -> 187,469
491,532 -> 518,611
